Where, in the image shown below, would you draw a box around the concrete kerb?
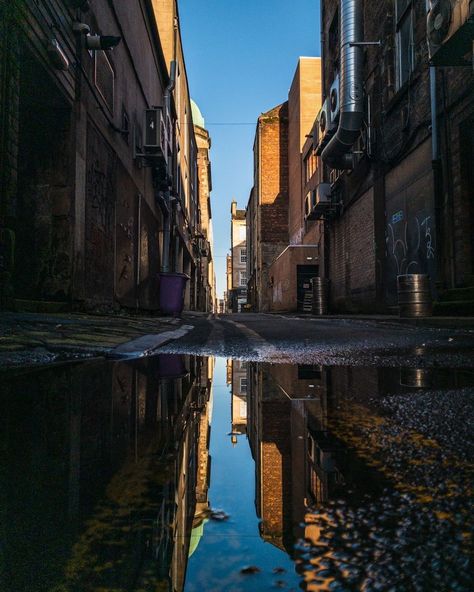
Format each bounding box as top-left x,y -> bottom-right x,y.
109,325 -> 194,359
0,311 -> 195,369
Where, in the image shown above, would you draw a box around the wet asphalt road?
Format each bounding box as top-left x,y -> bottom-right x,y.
165,313 -> 474,366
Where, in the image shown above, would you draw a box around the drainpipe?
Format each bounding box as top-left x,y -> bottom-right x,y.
429,66 -> 444,291
136,193 -> 142,308
321,0 -> 364,169
161,15 -> 178,274
439,70 -> 456,288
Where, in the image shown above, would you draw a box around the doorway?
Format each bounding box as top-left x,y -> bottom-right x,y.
296,265 -> 318,312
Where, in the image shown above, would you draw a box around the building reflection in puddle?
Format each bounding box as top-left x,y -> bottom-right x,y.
1,354 -> 214,592
246,363 -> 473,592
229,359 -> 248,444
2,357 -> 472,591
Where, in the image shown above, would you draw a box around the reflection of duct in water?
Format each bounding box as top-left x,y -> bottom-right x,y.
400,368 -> 434,389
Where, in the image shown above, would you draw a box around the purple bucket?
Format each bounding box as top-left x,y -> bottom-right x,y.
159,272 -> 189,315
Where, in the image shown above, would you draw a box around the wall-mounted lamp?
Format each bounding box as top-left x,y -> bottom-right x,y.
86,34 -> 121,51
73,22 -> 121,51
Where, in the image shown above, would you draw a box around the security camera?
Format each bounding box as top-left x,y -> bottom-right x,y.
86,34 -> 121,51
72,21 -> 90,35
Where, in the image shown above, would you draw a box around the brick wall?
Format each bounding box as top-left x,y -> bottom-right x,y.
259,103 -> 289,244
260,399 -> 292,544
329,189 -> 376,312
288,58 -> 322,245
250,102 -> 290,311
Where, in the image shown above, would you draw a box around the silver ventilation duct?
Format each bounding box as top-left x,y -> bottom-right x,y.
322,0 -> 364,170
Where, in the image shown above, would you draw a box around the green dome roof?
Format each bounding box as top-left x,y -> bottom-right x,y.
191,99 -> 205,128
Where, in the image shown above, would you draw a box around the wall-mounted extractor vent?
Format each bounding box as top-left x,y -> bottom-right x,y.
314,99 -> 337,155
305,183 -> 332,220
134,107 -> 173,175
329,74 -> 340,125
143,108 -> 167,161
427,0 -> 474,65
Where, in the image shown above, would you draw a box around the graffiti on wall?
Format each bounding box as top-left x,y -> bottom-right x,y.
386,209 -> 436,276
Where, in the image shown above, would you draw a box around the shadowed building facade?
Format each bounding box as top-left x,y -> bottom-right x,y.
0,0 -> 208,314
316,0 -> 474,313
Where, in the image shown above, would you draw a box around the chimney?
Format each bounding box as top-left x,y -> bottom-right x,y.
231,200 -> 237,216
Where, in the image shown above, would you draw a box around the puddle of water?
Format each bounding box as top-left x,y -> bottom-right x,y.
0,357 -> 472,591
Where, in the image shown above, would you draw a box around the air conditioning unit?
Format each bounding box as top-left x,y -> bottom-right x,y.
143,108 -> 168,164
427,0 -> 474,65
306,183 -> 332,220
329,74 -> 340,124
315,99 -> 336,155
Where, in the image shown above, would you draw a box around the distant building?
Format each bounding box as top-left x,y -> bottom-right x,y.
246,103 -> 289,311
228,200 -> 247,312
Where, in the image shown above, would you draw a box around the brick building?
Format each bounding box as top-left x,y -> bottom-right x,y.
314,0 -> 474,313
0,0 -> 208,313
268,58 -> 324,312
247,361 -> 332,552
228,200 -> 247,312
246,103 -> 289,311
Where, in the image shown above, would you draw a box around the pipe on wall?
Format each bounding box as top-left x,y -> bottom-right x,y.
160,12 -> 178,274
322,0 -> 364,169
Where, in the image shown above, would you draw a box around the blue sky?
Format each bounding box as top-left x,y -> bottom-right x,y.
179,0 -> 321,298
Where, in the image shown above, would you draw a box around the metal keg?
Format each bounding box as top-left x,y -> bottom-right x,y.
313,277 -> 329,315
397,274 -> 432,318
400,368 -> 433,388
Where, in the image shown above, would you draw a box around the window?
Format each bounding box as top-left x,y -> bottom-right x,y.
240,248 -> 247,264
395,0 -> 414,89
240,400 -> 247,418
95,51 -> 115,113
121,106 -> 129,144
304,149 -> 318,184
239,270 -> 247,286
240,378 -> 247,393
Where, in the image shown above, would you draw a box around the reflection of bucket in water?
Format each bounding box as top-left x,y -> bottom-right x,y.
400,367 -> 433,388
157,354 -> 188,379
